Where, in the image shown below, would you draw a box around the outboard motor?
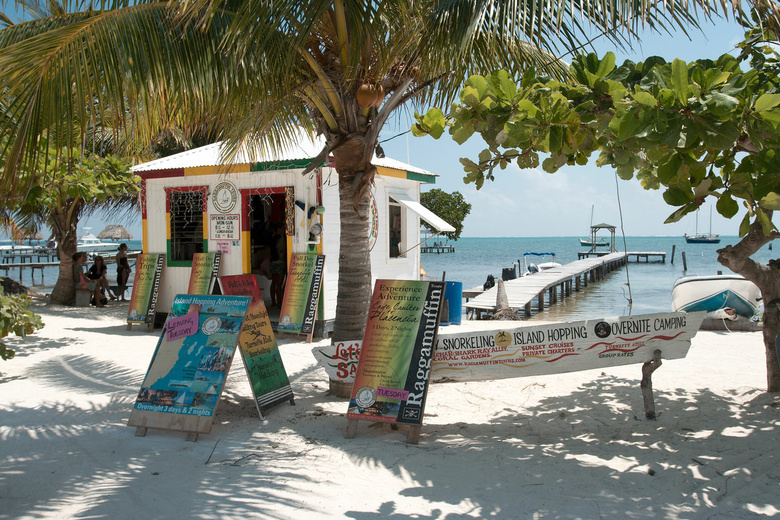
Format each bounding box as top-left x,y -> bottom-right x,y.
483,274 -> 496,290
527,263 -> 539,275
501,266 -> 517,281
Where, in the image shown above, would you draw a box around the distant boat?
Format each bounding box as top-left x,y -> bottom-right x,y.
685,206 -> 720,244
671,274 -> 761,317
578,237 -> 609,247
579,206 -> 610,247
521,252 -> 562,276
77,233 -> 122,253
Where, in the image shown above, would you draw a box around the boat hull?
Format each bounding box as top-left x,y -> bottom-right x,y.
684,236 -> 721,244
578,238 -> 608,247
671,275 -> 761,317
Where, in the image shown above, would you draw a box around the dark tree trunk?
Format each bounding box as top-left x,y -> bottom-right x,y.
717,218 -> 780,392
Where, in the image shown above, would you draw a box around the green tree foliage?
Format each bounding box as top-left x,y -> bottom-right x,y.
413,16 -> 780,391
3,144 -> 139,305
0,0 -> 740,341
0,290 -> 43,361
420,189 -> 471,240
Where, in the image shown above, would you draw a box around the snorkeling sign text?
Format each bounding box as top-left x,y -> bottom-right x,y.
431,311 -> 706,383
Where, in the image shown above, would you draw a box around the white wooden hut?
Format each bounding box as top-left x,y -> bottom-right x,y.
132,136 -> 453,336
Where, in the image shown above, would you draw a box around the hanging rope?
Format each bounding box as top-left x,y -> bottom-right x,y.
614,172 -> 633,308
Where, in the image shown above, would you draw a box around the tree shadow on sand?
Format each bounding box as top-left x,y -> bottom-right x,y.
4,344 -> 779,519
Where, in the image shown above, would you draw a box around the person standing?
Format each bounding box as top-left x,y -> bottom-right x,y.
115,244 -> 131,300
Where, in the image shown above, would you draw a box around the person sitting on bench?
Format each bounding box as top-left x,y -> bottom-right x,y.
72,252 -> 104,307
87,255 -> 116,302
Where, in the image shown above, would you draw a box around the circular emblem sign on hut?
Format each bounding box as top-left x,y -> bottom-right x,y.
212,181 -> 237,213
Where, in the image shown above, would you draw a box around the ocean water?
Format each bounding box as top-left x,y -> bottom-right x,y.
420,236 -> 776,322
4,236 -> 776,322
1,239 -> 143,291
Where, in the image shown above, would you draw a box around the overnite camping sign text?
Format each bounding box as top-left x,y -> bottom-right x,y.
430,311 -> 706,383
347,280 -> 445,425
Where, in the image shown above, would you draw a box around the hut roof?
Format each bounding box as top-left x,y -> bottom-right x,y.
132,136 -> 435,177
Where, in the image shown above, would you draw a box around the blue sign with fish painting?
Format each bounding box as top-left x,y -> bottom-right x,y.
128,294 -> 250,435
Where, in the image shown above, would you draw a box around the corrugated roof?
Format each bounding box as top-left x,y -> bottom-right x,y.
132,135 -> 435,177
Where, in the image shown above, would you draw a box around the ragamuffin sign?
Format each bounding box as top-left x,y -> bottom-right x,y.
431,311 -> 705,383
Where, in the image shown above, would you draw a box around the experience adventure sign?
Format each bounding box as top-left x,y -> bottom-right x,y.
347,280 -> 445,426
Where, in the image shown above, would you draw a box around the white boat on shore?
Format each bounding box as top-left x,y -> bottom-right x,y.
521,252 -> 562,276
671,274 -> 761,317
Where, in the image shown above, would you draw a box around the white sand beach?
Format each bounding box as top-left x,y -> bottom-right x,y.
1,299 -> 778,519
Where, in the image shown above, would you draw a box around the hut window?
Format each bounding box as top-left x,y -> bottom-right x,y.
166,186 -> 207,266
388,197 -> 405,258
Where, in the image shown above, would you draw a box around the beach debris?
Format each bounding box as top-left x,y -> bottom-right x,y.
492,278 -> 520,320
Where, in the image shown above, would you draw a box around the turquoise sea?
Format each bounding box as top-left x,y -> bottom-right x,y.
1,239 -> 144,292
420,236 -> 776,322
3,236 -> 775,322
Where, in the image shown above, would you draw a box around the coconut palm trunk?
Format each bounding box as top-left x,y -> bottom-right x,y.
330,138 -> 375,340
49,208 -> 80,305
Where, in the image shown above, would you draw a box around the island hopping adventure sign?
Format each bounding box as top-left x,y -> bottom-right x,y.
346,280 -> 445,433
219,274 -> 294,417
128,294 -> 251,438
430,311 -> 706,383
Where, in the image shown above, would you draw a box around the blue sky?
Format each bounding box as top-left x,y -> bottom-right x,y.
78,13 -> 754,240
379,15 -> 752,238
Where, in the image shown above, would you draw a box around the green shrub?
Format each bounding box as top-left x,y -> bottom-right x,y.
0,290 -> 44,360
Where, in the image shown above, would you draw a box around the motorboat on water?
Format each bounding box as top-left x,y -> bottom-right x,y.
77,233 -> 122,254
671,274 -> 761,317
521,252 -> 562,276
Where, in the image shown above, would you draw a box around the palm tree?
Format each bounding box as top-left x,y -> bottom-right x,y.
0,0 -> 736,335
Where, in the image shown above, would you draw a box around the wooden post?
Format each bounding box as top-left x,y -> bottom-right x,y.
682,252 -> 687,271
641,349 -> 663,420
345,419 -> 359,438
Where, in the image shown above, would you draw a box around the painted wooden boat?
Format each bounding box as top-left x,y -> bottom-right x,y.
671,274 -> 761,317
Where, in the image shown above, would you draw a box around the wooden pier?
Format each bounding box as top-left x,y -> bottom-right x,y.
0,261 -> 59,285
465,252 -> 628,319
0,252 -> 141,287
626,251 -> 666,263
578,250 -> 666,263
421,244 -> 455,254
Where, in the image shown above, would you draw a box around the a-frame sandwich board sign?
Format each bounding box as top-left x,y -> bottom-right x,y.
345,279 -> 445,444
128,294 -> 251,440
127,253 -> 165,331
219,274 -> 294,418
